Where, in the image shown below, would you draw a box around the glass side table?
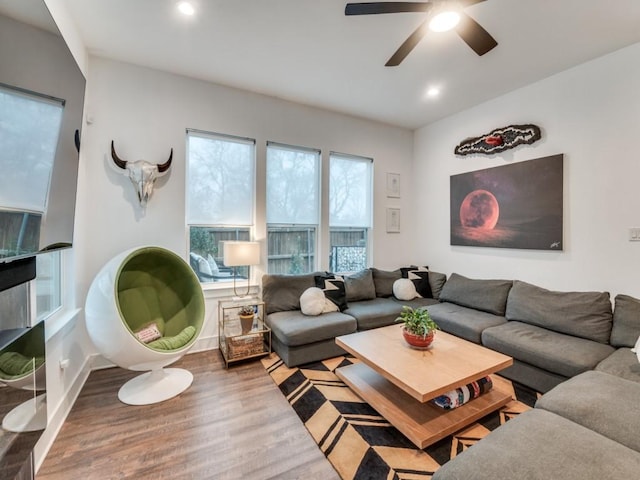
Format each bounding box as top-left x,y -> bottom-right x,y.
218,300 -> 271,368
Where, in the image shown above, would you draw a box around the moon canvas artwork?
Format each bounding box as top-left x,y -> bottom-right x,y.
450,154 -> 563,250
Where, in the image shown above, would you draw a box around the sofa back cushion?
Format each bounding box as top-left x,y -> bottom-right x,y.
438,273 -> 512,316
344,269 -> 377,302
262,273 -> 322,314
610,294 -> 640,348
506,280 -> 613,344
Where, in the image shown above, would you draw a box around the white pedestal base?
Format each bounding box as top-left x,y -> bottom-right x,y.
2,394 -> 47,433
118,368 -> 193,405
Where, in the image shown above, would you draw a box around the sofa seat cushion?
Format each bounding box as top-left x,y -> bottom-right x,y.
432,409 -> 640,480
344,298 -> 403,331
266,310 -> 357,347
426,302 -> 506,344
536,370 -> 640,453
595,347 -> 640,383
505,280 -> 613,344
482,321 -> 615,378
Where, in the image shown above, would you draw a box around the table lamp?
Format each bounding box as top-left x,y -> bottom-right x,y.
222,241 -> 260,298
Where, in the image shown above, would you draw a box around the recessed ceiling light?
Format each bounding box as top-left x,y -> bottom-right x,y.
429,11 -> 460,32
426,87 -> 440,98
177,2 -> 195,16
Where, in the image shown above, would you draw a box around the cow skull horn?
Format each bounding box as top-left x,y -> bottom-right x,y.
110,140 -> 127,169
157,149 -> 173,174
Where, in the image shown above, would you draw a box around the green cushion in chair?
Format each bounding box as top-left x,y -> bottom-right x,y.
115,247 -> 205,348
0,351 -> 45,380
147,326 -> 197,351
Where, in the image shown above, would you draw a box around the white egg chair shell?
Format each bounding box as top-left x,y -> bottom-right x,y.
85,246 -> 205,405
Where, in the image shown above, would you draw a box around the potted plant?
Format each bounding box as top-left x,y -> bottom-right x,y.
395,306 -> 439,349
238,305 -> 255,334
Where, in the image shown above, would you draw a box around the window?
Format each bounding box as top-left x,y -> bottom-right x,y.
266,142 -> 320,274
186,130 -> 255,283
35,250 -> 62,321
329,153 -> 373,273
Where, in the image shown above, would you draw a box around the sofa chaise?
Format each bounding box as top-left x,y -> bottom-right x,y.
261,268 -> 446,367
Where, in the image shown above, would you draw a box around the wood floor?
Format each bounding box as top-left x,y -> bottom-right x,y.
37,351 -> 339,480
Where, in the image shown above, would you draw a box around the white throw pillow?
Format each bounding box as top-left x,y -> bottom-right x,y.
206,254 -> 220,274
322,298 -> 339,313
393,278 -> 418,301
194,254 -> 212,276
300,287 -> 326,316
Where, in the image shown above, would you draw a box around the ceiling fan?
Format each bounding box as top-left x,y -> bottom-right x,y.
345,0 -> 498,66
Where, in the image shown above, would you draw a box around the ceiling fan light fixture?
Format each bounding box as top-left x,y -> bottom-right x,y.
429,10 -> 460,32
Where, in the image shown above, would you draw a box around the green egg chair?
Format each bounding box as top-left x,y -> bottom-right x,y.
0,322 -> 47,432
85,246 -> 205,405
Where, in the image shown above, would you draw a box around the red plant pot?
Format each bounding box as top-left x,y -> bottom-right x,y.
402,328 -> 435,349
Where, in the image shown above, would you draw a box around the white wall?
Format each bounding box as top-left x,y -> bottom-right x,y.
76,56 -> 415,349
44,0 -> 88,75
413,42 -> 640,299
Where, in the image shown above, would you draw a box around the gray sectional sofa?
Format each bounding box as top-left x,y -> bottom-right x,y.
260,268 -> 640,479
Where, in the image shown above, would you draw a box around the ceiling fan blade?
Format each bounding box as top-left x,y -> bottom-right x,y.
455,11 -> 497,56
345,2 -> 431,15
459,0 -> 487,7
385,19 -> 429,66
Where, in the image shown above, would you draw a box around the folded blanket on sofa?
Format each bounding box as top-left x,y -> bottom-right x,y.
432,376 -> 493,409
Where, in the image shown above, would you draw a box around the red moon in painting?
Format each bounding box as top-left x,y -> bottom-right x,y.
459,189 -> 499,229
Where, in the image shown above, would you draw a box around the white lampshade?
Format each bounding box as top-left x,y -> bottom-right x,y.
222,241 -> 260,267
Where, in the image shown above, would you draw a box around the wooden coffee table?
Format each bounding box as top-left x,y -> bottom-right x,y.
335,324 -> 513,448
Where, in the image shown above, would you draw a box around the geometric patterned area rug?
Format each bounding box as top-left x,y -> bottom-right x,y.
262,353 -> 540,480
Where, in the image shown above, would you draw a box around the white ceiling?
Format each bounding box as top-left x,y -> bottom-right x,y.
61,0 -> 640,129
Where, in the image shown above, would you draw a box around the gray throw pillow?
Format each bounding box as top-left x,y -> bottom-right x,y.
428,271 -> 447,300
439,273 -> 513,316
371,268 -> 402,298
610,294 -> 640,347
344,269 -> 376,302
261,272 -> 321,314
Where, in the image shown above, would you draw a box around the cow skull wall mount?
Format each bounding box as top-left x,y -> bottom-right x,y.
110,141 -> 173,207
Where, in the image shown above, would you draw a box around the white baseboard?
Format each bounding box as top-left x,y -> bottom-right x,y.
33,352 -> 94,472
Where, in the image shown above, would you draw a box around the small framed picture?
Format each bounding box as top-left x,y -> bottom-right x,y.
386,208 -> 400,233
386,173 -> 400,198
